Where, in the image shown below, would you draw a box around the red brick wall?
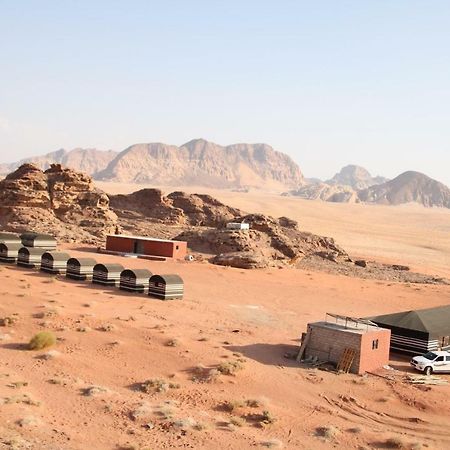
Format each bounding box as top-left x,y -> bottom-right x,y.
106,236 -> 187,259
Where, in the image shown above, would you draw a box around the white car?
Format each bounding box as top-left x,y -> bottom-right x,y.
410,351 -> 450,375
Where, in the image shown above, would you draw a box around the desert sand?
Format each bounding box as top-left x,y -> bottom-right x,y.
1,187 -> 450,450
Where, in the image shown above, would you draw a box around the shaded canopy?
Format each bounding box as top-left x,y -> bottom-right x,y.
370,305 -> 450,338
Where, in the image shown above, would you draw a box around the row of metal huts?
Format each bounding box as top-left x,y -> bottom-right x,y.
0,232 -> 183,300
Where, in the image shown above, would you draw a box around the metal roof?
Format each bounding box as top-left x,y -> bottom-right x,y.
93,263 -> 125,272
150,274 -> 183,284
121,268 -> 153,277
107,234 -> 185,244
19,247 -> 47,255
0,242 -> 22,250
42,251 -> 71,260
20,232 -> 56,240
67,257 -> 97,266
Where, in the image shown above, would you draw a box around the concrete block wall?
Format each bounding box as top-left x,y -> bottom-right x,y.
305,324 -> 362,373
304,323 -> 391,374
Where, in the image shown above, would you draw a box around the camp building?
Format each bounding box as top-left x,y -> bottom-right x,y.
106,235 -> 187,259
17,247 -> 47,268
299,314 -> 391,375
370,306 -> 450,355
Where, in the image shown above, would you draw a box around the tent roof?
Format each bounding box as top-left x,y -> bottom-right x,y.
68,257 -> 97,265
370,305 -> 450,337
150,274 -> 183,284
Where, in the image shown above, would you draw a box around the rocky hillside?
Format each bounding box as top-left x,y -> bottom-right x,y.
96,139 -> 304,189
0,148 -> 118,177
0,164 -> 118,243
284,183 -> 359,203
358,171 -> 450,208
327,165 -> 388,190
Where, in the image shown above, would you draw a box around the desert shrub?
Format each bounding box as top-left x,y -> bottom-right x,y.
217,360 -> 244,375
222,400 -> 244,412
229,416 -> 245,427
0,315 -> 19,327
261,439 -> 283,448
191,364 -> 220,383
315,425 -> 339,440
28,331 -> 56,350
384,437 -> 406,449
140,378 -> 180,393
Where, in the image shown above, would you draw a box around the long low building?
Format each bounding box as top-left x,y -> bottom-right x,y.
106,234 -> 187,259
370,306 -> 450,355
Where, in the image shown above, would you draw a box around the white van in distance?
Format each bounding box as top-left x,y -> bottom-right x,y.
410,351 -> 450,375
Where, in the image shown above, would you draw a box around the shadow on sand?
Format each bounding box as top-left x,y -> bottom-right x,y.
225,343 -> 300,367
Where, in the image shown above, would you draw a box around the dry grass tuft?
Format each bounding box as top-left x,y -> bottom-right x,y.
140,378 -> 180,393
166,338 -> 180,347
0,315 -> 19,327
260,439 -> 283,448
217,359 -> 244,376
29,331 -> 56,350
315,425 -> 339,440
191,364 -> 220,383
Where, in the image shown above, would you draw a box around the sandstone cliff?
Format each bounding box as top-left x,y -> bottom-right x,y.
0,164 -> 118,243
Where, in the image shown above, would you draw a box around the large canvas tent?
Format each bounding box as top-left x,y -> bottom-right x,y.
370,306 -> 450,355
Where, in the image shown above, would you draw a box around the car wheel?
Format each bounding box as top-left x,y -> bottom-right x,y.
424,366 -> 433,376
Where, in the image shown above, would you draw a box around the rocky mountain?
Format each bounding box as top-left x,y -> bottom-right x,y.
96,138 -> 304,189
285,183 -> 359,203
1,139 -> 304,190
0,148 -> 118,176
0,163 -> 118,243
358,171 -> 450,208
327,165 -> 388,190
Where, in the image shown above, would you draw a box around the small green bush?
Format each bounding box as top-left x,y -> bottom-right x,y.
28,331 -> 56,350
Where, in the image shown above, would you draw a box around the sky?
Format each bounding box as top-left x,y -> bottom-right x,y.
1,1 -> 450,184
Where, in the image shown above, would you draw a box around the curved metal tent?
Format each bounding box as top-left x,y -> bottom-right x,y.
148,274 -> 184,300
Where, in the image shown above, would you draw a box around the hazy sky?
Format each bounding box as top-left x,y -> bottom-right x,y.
1,1 -> 450,184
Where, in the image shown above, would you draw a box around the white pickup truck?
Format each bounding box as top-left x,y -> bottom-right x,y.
410,351 -> 450,375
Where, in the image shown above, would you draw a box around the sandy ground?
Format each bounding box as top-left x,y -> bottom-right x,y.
97,182 -> 450,278
1,244 -> 450,450
1,186 -> 450,449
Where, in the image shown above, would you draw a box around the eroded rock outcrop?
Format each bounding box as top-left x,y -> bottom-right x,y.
0,164 -> 118,243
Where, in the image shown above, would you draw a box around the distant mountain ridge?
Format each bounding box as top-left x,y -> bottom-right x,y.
96,139 -> 304,189
0,139 -> 304,190
0,148 -> 118,177
286,168 -> 450,209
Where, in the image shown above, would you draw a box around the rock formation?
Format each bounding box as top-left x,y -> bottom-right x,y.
0,164 -> 118,243
284,183 -> 359,203
358,171 -> 450,208
327,165 -> 388,190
